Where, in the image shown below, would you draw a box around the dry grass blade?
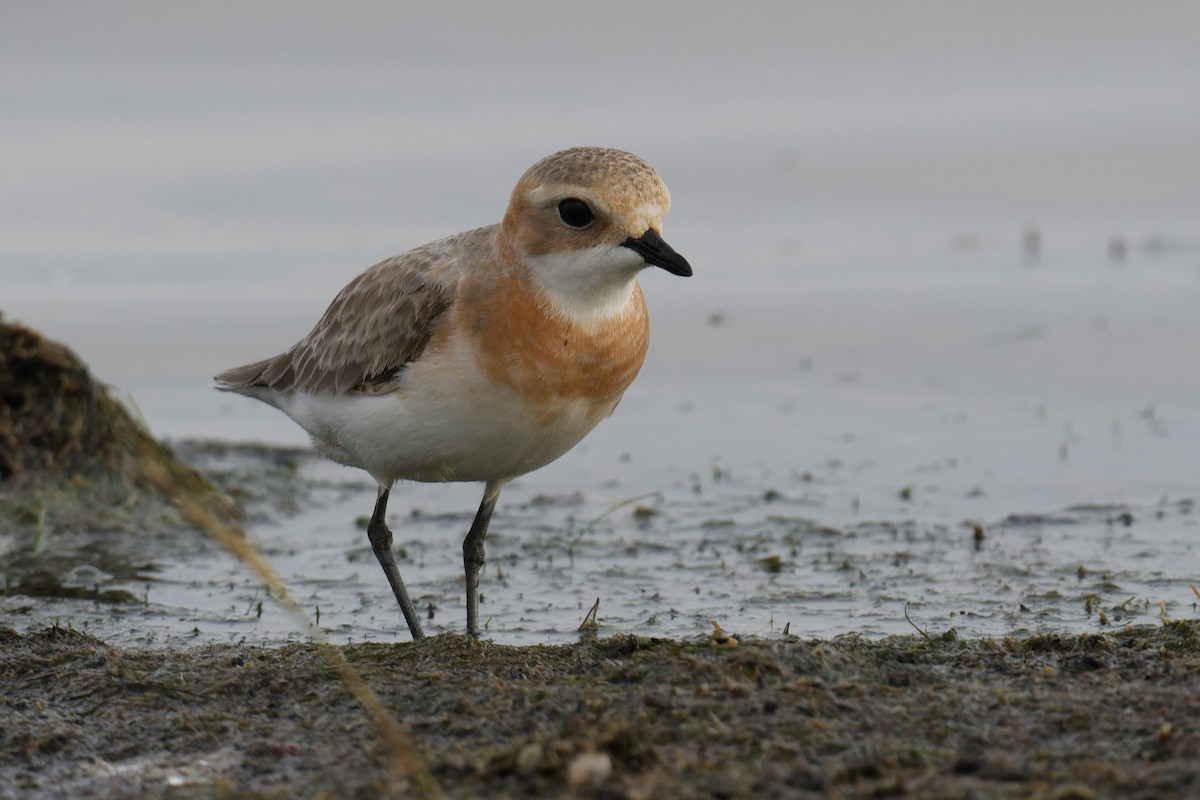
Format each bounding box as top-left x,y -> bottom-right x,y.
578,597 -> 600,632
568,490 -> 664,552
134,439 -> 442,799
904,602 -> 932,641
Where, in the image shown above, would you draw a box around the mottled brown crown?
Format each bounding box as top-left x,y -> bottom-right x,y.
514,147 -> 670,216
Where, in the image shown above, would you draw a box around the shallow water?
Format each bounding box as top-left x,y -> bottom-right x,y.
9,245 -> 1200,646
4,397 -> 1197,648
3,3 -> 1199,645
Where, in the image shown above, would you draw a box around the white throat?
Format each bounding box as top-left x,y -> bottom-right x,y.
525,245 -> 644,325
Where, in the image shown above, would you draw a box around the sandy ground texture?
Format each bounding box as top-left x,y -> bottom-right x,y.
2,623 -> 1199,799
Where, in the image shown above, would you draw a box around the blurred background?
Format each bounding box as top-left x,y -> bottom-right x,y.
3,2 -> 1198,641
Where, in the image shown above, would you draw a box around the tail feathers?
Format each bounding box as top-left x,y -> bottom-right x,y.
214,358 -> 272,388
214,358 -> 284,408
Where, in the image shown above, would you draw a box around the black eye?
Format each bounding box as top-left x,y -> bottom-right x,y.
557,198 -> 594,229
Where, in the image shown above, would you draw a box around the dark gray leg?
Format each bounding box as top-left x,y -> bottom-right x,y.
367,486 -> 424,640
464,480 -> 505,637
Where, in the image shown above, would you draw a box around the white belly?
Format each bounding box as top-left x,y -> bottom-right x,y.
270,344 -> 618,486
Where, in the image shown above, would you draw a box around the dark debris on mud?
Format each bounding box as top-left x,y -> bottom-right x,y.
2,623 -> 1198,799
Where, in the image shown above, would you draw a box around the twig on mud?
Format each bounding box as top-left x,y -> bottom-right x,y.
244,588 -> 261,617
578,598 -> 600,632
904,603 -> 932,641
1113,595 -> 1138,611
709,619 -> 738,649
567,491 -> 664,560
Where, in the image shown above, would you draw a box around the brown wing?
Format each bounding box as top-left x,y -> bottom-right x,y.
216,251 -> 454,396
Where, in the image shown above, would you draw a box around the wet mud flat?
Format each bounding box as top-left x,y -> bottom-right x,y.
3,623 -> 1198,799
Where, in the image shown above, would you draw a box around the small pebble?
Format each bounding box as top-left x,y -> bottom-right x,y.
515,742 -> 543,774
566,751 -> 612,788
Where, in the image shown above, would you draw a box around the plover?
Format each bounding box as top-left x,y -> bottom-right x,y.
215,147 -> 691,639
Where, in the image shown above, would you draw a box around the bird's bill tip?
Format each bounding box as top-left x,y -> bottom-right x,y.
622,230 -> 692,277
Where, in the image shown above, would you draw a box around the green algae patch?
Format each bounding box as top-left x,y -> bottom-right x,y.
2,625 -> 1198,799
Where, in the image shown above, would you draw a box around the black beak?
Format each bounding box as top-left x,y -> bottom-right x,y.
622,229 -> 692,277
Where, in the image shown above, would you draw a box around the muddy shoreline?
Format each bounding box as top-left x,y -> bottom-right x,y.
3,301 -> 1199,798
3,623 -> 1198,799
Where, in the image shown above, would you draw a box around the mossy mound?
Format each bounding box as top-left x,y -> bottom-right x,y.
0,312 -> 185,492
0,313 -> 235,591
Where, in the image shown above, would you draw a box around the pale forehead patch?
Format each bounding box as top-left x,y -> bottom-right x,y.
517,147 -> 670,216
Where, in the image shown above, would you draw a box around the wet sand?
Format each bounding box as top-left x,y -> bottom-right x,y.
3,623 -> 1198,799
